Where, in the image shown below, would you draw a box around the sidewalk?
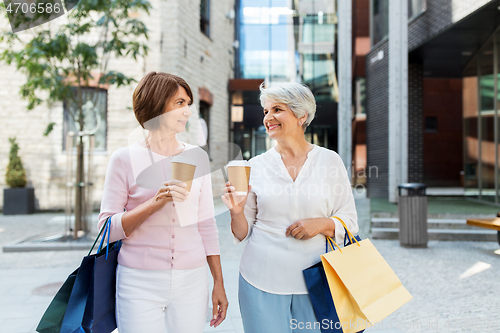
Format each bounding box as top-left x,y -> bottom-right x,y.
1,196 -> 499,332
371,196 -> 499,218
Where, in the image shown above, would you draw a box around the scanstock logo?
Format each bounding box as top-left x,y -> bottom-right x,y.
4,0 -> 78,32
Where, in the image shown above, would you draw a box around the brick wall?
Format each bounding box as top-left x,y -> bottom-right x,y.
366,42 -> 389,198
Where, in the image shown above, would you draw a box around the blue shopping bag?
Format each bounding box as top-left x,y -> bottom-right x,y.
59,217 -> 121,333
343,229 -> 361,247
302,230 -> 363,333
303,261 -> 341,332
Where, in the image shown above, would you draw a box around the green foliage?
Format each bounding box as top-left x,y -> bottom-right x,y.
43,122 -> 56,136
5,138 -> 27,188
0,0 -> 151,132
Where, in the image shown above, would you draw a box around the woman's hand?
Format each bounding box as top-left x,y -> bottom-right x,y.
285,218 -> 335,240
121,179 -> 188,237
221,182 -> 251,215
210,282 -> 228,328
152,179 -> 189,209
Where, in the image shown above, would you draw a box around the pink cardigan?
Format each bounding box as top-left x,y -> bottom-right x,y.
98,142 -> 220,270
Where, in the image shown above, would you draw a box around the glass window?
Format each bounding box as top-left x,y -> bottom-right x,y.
424,117 -> 438,133
63,88 -> 107,151
237,0 -> 336,82
355,78 -> 366,115
408,0 -> 426,21
233,0 -> 338,156
302,53 -> 336,101
270,24 -> 291,80
371,0 -> 389,46
239,24 -> 270,78
299,9 -> 337,101
478,44 -> 495,200
497,34 -> 500,204
199,101 -> 210,149
238,0 -> 294,80
200,0 -> 210,37
462,33 -> 500,204
370,0 -> 426,45
463,66 -> 479,194
302,14 -> 335,43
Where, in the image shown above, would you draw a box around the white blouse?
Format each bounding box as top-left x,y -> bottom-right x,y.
235,145 -> 359,294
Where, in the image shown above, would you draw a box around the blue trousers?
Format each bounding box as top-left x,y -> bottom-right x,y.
238,274 -> 322,333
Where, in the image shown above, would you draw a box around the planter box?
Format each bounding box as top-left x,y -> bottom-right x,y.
3,188 -> 35,215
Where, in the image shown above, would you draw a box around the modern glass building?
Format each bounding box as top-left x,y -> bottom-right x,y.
230,0 -> 337,159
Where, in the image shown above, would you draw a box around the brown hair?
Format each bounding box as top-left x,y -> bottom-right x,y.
133,72 -> 193,130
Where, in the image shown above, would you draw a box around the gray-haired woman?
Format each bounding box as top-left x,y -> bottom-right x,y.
222,82 -> 359,332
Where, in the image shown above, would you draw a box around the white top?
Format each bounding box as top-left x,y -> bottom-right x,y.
235,145 -> 359,294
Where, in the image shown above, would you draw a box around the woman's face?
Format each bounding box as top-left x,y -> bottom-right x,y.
263,98 -> 303,140
161,86 -> 192,134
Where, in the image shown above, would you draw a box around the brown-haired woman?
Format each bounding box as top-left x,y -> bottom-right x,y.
98,72 -> 228,333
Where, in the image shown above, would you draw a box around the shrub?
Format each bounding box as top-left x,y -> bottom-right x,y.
5,137 -> 27,188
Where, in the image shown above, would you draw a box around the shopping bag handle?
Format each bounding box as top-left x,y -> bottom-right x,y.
330,216 -> 360,247
326,236 -> 343,253
88,216 -> 113,257
98,216 -> 113,259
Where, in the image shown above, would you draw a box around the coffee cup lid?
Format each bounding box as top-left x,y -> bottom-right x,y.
227,160 -> 250,167
171,155 -> 196,166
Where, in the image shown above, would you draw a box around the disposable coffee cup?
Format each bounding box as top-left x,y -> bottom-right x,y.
171,156 -> 196,191
227,160 -> 251,196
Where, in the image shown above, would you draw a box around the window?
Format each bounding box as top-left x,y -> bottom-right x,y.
200,0 -> 210,37
355,78 -> 366,115
199,101 -> 210,148
302,53 -> 336,101
371,0 -> 389,46
425,116 -> 437,133
408,0 -> 426,21
302,14 -> 335,44
237,1 -> 299,80
63,88 -> 107,151
371,0 -> 426,46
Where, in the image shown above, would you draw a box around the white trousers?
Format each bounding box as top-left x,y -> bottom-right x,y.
115,264 -> 209,333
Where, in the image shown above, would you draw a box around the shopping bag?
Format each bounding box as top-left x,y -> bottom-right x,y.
60,217 -> 120,333
36,216 -> 119,333
321,217 -> 413,333
343,229 -> 361,247
36,269 -> 79,333
303,261 -> 342,333
303,231 -> 363,333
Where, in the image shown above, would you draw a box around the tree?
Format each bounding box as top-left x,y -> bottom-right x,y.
5,137 -> 27,188
0,0 -> 151,237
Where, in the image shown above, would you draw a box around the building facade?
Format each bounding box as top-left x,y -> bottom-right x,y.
230,0 -> 337,159
0,0 -> 235,210
364,0 -> 500,205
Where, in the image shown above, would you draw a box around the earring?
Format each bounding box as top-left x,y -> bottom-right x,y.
299,122 -> 302,126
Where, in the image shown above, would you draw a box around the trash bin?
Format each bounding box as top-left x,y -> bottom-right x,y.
398,183 -> 428,248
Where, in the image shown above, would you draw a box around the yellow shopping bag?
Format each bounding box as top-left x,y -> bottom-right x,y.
321,217 -> 413,333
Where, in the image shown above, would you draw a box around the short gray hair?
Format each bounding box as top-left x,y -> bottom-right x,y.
259,82 -> 316,130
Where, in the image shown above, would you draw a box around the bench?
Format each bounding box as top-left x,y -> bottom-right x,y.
466,218 -> 500,245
